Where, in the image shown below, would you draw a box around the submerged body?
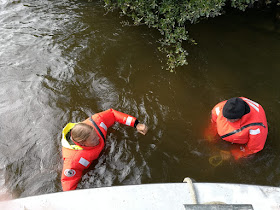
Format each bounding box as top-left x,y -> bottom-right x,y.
61,109 -> 145,191
210,97 -> 268,159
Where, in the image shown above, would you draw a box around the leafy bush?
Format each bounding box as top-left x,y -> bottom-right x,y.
104,0 -> 280,72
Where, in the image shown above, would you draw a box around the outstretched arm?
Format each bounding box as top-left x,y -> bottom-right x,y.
95,109 -> 148,134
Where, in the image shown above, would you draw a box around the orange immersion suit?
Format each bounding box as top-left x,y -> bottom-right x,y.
210,97 -> 268,160
61,109 -> 137,191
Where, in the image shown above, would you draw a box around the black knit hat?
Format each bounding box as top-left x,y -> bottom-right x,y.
222,97 -> 250,119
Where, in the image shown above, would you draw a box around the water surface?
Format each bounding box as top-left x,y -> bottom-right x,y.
0,0 -> 279,199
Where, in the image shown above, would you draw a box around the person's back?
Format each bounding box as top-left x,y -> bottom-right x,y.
208,97 -> 268,160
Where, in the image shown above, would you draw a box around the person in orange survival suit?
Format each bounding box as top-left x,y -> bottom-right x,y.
61,109 -> 148,191
205,97 -> 268,161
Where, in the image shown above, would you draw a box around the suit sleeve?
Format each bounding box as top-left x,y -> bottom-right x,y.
231,126 -> 267,160
204,105 -> 219,141
96,109 -> 137,128
61,162 -> 83,191
211,103 -> 222,123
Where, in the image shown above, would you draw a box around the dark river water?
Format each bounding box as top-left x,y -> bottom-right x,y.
0,0 -> 280,200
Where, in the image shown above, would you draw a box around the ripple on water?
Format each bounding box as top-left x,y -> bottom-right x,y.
1,0 -> 280,200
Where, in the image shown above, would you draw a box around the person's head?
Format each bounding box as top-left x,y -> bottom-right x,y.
71,123 -> 99,147
222,97 -> 250,122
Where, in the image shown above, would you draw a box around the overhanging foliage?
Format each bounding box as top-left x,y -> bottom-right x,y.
104,0 -> 280,72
